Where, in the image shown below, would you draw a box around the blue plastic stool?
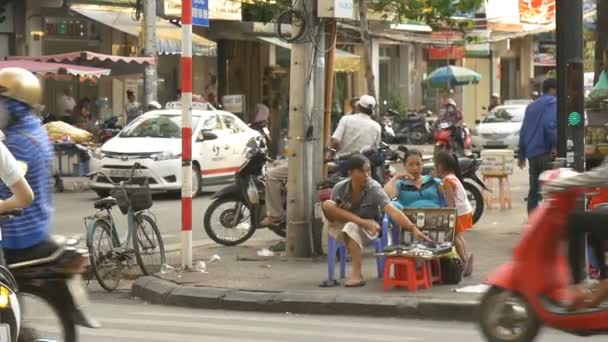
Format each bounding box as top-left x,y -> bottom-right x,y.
326,215 -> 389,283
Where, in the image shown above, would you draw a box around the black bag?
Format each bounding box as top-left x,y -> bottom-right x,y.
440,257 -> 463,284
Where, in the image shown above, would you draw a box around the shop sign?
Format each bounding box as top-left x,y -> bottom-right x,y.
222,94 -> 245,113
519,0 -> 555,25
428,46 -> 464,60
158,0 -> 241,21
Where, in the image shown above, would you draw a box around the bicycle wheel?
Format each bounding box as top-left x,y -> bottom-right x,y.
133,213 -> 166,275
87,220 -> 122,292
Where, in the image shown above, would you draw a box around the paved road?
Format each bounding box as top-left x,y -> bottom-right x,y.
21,293 -> 607,342
52,189 -> 278,251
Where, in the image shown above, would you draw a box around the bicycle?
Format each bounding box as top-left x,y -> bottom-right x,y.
84,162 -> 166,292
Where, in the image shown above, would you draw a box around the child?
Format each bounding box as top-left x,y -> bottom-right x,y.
434,151 -> 474,277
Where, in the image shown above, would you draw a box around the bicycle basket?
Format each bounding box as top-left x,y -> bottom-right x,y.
110,183 -> 153,215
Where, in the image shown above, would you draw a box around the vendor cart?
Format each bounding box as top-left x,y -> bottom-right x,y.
52,141 -> 92,192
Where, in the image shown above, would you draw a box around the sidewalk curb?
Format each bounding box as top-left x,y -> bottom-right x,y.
132,276 -> 480,322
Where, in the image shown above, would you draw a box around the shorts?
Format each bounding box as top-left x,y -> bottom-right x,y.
322,212 -> 378,249
456,213 -> 473,234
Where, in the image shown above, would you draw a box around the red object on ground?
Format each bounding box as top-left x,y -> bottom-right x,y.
383,257 -> 432,292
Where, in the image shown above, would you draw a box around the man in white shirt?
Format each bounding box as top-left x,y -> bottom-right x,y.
331,94 -> 381,156
57,87 -> 76,123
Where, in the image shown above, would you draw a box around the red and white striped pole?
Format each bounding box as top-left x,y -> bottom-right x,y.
181,0 -> 193,268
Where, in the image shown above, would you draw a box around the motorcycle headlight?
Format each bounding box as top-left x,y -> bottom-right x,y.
92,148 -> 105,160
0,286 -> 10,309
151,151 -> 181,161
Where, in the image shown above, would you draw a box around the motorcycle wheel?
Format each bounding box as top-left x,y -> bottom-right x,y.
479,287 -> 541,342
409,129 -> 427,145
203,198 -> 256,246
464,181 -> 484,224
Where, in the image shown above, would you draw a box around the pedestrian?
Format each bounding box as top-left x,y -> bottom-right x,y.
124,90 -> 141,124
73,96 -> 92,128
0,67 -> 55,263
517,78 -> 557,214
57,86 -> 76,124
322,154 -> 430,287
488,93 -> 500,111
434,150 -> 474,277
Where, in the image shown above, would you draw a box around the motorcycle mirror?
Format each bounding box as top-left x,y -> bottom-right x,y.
475,120 -> 481,125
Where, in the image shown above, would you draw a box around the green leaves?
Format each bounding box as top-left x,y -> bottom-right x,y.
371,0 -> 484,29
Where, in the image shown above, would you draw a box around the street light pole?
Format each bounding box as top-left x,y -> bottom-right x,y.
181,0 -> 193,268
143,0 -> 157,108
556,0 -> 585,172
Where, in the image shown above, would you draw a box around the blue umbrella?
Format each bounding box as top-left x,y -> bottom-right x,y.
425,65 -> 482,88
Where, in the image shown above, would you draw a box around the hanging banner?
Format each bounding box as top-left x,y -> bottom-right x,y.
519,0 -> 555,24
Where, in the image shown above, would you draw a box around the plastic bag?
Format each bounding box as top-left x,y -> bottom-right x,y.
44,121 -> 93,143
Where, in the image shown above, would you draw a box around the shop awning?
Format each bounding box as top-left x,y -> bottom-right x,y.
70,5 -> 216,56
8,51 -> 155,76
0,60 -> 111,77
257,37 -> 361,73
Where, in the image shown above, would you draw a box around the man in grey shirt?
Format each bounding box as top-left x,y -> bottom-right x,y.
322,154 -> 430,287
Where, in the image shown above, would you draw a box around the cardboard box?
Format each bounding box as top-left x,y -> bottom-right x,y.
480,149 -> 515,176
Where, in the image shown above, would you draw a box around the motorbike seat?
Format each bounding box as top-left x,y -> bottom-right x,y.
540,295 -> 608,316
458,158 -> 477,174
94,197 -> 117,210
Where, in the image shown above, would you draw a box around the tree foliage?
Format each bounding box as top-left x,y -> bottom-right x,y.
244,0 -> 484,27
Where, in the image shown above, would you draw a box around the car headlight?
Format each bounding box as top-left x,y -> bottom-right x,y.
151,151 -> 181,161
91,148 -> 105,160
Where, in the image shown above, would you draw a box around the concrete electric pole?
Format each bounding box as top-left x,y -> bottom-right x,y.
556,0 -> 584,172
143,0 -> 158,108
286,0 -> 317,257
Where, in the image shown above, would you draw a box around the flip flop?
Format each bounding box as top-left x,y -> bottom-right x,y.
344,280 -> 366,288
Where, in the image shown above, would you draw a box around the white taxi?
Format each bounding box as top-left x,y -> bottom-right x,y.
89,102 -> 260,197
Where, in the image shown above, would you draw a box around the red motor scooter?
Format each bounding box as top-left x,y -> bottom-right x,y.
478,168 -> 608,342
434,120 -> 472,155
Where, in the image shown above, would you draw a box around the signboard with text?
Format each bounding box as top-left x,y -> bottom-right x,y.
193,0 -> 209,27
221,95 -> 245,114
158,0 -> 241,21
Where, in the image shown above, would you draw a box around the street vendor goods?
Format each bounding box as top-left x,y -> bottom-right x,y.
44,121 -> 93,143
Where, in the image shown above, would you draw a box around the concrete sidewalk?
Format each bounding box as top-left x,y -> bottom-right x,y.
132,167 -> 530,321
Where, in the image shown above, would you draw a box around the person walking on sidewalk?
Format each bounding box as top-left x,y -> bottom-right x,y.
322,154 -> 430,287
434,151 -> 474,277
517,78 -> 558,214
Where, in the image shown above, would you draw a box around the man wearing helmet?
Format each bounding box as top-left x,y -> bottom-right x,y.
0,68 -> 54,264
441,99 -> 464,151
331,95 -> 381,156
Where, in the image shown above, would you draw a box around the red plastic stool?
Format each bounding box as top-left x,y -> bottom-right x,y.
428,258 -> 442,284
383,256 -> 432,292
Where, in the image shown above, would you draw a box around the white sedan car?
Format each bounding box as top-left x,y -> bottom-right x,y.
471,104 -> 527,154
89,103 -> 261,197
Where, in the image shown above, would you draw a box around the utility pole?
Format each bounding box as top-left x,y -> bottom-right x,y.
180,0 -> 193,268
286,0 -> 316,257
143,0 -> 158,108
311,21 -> 325,255
556,0 -> 584,172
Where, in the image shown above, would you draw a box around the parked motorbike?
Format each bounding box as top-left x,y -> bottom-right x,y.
388,109 -> 432,145
478,168 -> 608,342
95,116 -> 122,143
203,133 -> 286,246
0,209 -> 99,341
433,120 -> 472,156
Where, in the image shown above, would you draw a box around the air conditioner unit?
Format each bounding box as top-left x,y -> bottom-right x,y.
317,0 -> 354,19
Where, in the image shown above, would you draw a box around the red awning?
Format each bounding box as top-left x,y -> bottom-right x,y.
0,60 -> 111,77
8,51 -> 155,76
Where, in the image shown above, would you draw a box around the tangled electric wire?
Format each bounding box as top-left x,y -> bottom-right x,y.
275,9 -> 308,43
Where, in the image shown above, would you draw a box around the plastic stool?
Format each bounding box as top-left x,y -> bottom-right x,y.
483,175 -> 512,209
428,258 -> 442,284
383,257 -> 431,292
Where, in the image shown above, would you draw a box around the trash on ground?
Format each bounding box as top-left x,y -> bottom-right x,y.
160,264 -> 175,274
209,254 -> 221,263
257,248 -> 275,257
195,260 -> 208,273
453,284 -> 490,293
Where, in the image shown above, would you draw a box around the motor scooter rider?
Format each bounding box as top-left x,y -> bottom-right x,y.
544,161 -> 608,310
0,68 -> 56,265
440,99 -> 464,151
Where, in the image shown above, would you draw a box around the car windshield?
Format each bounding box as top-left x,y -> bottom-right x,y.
120,115 -> 200,138
483,107 -> 526,123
